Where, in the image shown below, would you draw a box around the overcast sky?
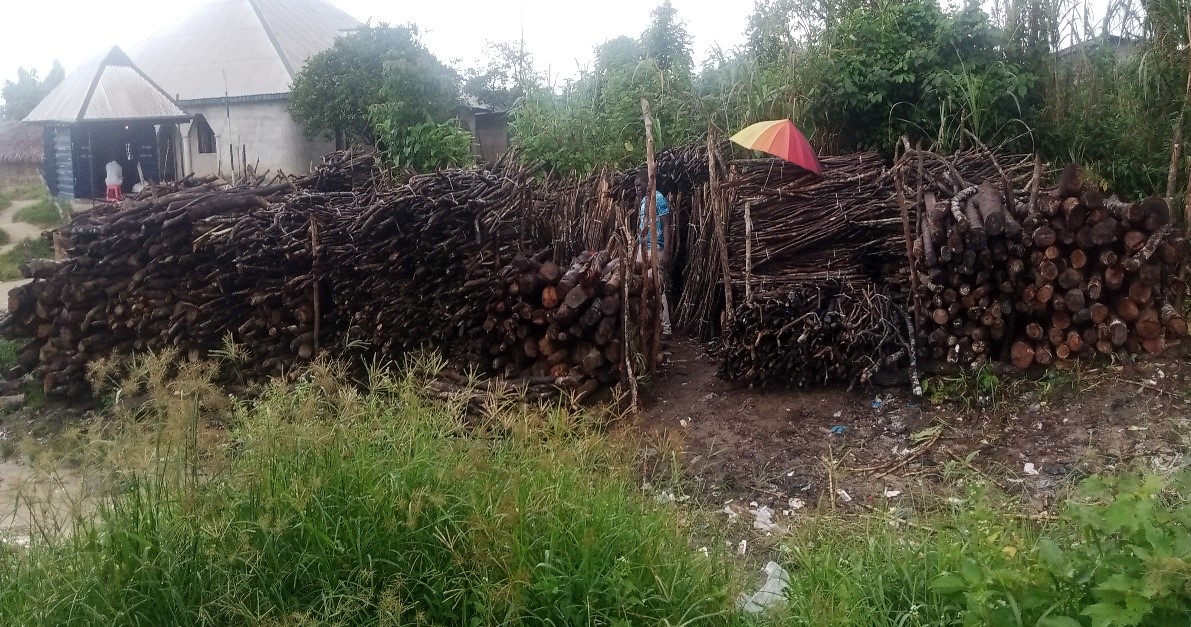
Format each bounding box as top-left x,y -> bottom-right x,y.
0,0 -> 751,94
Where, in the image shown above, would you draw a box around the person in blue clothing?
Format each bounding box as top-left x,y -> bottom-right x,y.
634,170 -> 673,338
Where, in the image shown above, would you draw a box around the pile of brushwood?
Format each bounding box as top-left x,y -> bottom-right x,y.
693,144 -> 1188,386
3,151 -> 648,400
715,154 -> 912,386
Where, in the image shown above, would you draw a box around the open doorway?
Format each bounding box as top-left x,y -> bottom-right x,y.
76,123 -> 159,197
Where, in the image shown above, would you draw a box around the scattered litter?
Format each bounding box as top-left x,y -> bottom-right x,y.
1023,463 -> 1039,476
788,497 -> 805,511
1157,369 -> 1166,379
751,505 -> 779,532
1,535 -> 29,548
656,490 -> 675,504
737,539 -> 748,556
679,418 -> 690,428
737,561 -> 790,613
872,397 -> 884,409
835,489 -> 852,503
1127,425 -> 1149,431
723,504 -> 739,521
947,497 -> 966,505
832,410 -> 843,418
829,425 -> 847,435
1144,379 -> 1158,386
883,489 -> 902,498
701,392 -> 717,402
698,546 -> 709,557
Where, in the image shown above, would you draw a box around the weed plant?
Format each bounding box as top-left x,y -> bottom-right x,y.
12,196 -> 65,228
1,353 -> 1189,625
0,356 -> 738,626
0,237 -> 53,281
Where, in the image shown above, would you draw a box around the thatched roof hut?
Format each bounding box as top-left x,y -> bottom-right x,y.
0,121 -> 44,185
0,121 -> 43,164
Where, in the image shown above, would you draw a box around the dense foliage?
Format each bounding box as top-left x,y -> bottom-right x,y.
1,61 -> 63,121
508,0 -> 1190,199
290,25 -> 471,172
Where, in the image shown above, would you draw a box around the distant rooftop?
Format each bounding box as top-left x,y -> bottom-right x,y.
23,47 -> 188,124
129,0 -> 362,103
0,121 -> 43,164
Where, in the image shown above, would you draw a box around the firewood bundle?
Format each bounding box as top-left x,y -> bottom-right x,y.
481,249 -> 633,397
726,154 -> 906,292
293,148 -> 385,195
323,164 -> 550,363
909,155 -> 1189,367
1010,173 -> 1188,366
5,184 -> 307,395
719,282 -> 910,386
708,155 -> 914,385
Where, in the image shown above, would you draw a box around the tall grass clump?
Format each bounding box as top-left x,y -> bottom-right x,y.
0,357 -> 736,626
12,196 -> 65,228
0,237 -> 53,281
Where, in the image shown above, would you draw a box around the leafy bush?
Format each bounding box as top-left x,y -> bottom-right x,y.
931,471 -> 1191,626
370,117 -> 473,172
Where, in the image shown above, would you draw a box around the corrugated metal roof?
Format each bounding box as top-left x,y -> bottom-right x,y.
129,0 -> 361,103
24,47 -> 188,123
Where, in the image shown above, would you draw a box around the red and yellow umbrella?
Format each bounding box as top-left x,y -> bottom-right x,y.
730,119 -> 822,174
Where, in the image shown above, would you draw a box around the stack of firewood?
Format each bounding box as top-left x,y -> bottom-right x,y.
5,183 -> 306,395
1009,167 -> 1188,366
910,155 -> 1189,367
714,154 -> 912,385
323,164 -> 548,362
481,250 -> 633,397
719,281 -> 910,386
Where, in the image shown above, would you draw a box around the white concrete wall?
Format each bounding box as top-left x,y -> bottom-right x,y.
180,99 -> 334,178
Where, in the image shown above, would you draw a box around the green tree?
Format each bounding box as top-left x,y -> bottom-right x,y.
289,24 -> 457,147
367,45 -> 470,171
2,61 -> 64,121
463,41 -> 541,111
642,0 -> 694,78
511,2 -> 701,175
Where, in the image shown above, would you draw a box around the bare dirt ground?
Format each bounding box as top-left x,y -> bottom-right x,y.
638,337 -> 1191,515
0,334 -> 1187,545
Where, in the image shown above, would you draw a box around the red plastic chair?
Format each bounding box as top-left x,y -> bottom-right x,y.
105,184 -> 123,201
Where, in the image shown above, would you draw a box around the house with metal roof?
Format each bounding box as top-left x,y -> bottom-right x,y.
24,46 -> 190,199
128,0 -> 361,180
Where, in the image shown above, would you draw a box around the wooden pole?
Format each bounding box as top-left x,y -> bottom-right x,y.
1181,14 -> 1191,232
640,98 -> 661,369
744,202 -> 753,303
707,133 -> 734,323
310,215 -> 320,356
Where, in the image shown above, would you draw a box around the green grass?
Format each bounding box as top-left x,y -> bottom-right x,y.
0,358 -> 739,626
0,229 -> 11,247
3,183 -> 49,202
0,238 -> 53,281
1,356 -> 1190,626
12,197 -> 65,228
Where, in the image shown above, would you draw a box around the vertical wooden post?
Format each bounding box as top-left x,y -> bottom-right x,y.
640,99 -> 661,369
707,134 -> 734,323
744,202 -> 753,303
310,215 -> 320,357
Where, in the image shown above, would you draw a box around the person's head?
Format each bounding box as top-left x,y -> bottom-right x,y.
634,170 -> 649,196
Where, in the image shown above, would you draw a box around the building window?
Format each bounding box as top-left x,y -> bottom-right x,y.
194,116 -> 216,154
